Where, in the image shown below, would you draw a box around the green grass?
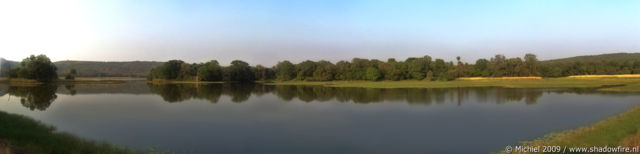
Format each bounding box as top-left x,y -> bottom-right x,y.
600,81 -> 640,92
0,111 -> 137,154
509,106 -> 640,153
268,78 -> 640,90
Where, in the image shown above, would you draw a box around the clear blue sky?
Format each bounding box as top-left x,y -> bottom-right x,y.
1,0 -> 639,66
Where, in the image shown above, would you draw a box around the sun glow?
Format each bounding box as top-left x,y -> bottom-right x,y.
0,0 -> 97,61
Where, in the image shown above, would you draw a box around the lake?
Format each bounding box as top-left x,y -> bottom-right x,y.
1,82 -> 639,153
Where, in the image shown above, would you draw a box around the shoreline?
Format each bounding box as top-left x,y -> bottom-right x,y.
266,78 -> 640,92
0,77 -> 137,86
503,106 -> 640,153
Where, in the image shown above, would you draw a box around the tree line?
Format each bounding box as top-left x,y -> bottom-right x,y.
148,60 -> 266,82
150,53 -> 640,82
6,53 -> 640,83
149,54 -> 544,82
6,55 -> 59,82
5,55 -> 80,82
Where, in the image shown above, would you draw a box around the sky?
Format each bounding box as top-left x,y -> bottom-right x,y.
0,0 -> 639,66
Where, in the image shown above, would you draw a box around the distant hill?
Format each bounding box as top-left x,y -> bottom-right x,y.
542,53 -> 640,64
1,58 -> 162,77
0,58 -> 20,77
54,61 -> 163,77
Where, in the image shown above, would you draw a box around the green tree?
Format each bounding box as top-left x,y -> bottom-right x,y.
349,58 -> 373,80
365,67 -> 381,81
433,59 -> 447,79
425,71 -> 434,81
388,61 -> 407,80
474,58 -> 490,77
505,58 -> 524,76
490,54 -> 506,77
406,57 -> 427,80
65,69 -> 77,80
275,61 -> 296,81
8,68 -> 19,78
334,61 -> 351,80
177,63 -> 196,80
312,61 -> 335,81
17,55 -> 58,82
197,60 -> 222,81
155,60 -> 184,79
227,60 -> 254,82
455,56 -> 470,78
253,65 -> 273,81
524,53 -> 539,76
295,60 -> 317,80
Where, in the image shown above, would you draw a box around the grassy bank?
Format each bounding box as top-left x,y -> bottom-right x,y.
0,77 -> 140,86
267,78 -> 640,91
505,106 -> 640,153
148,79 -> 224,84
0,111 -> 136,154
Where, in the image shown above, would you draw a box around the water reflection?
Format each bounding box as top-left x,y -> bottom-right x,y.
147,84 -> 259,103
4,83 -> 636,111
2,83 -> 639,154
64,84 -> 77,96
7,85 -> 58,111
146,84 -> 548,105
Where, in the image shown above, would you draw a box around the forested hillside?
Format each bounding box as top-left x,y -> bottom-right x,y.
539,53 -> 640,77
0,58 -> 19,77
543,53 -> 640,64
54,61 -> 163,77
1,58 -> 162,77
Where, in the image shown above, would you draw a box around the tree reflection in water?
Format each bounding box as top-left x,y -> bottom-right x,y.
145,84 -> 547,105
7,84 -> 58,111
8,83 -> 622,111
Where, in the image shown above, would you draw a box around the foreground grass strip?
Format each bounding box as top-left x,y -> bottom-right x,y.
0,111 -> 136,154
507,106 -> 640,153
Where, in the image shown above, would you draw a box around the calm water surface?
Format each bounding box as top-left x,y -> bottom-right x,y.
0,82 -> 639,153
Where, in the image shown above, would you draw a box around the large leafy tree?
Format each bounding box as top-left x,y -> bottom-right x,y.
275,61 -> 296,81
524,53 -> 539,76
227,60 -> 254,82
490,54 -> 506,77
406,57 -> 427,80
295,60 -> 317,80
17,55 -> 58,82
156,60 -> 184,79
365,67 -> 381,81
197,60 -> 222,81
253,65 -> 274,81
474,58 -> 490,77
312,61 -> 335,81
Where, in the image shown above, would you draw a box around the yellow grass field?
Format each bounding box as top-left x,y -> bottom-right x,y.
567,74 -> 640,78
456,76 -> 542,80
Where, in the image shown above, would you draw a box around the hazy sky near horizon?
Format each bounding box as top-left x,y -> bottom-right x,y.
1,0 -> 639,66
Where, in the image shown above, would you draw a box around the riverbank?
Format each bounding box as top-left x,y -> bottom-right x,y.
267,78 -> 640,92
0,77 -> 142,86
148,79 -> 225,84
503,106 -> 640,153
0,111 -> 135,154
